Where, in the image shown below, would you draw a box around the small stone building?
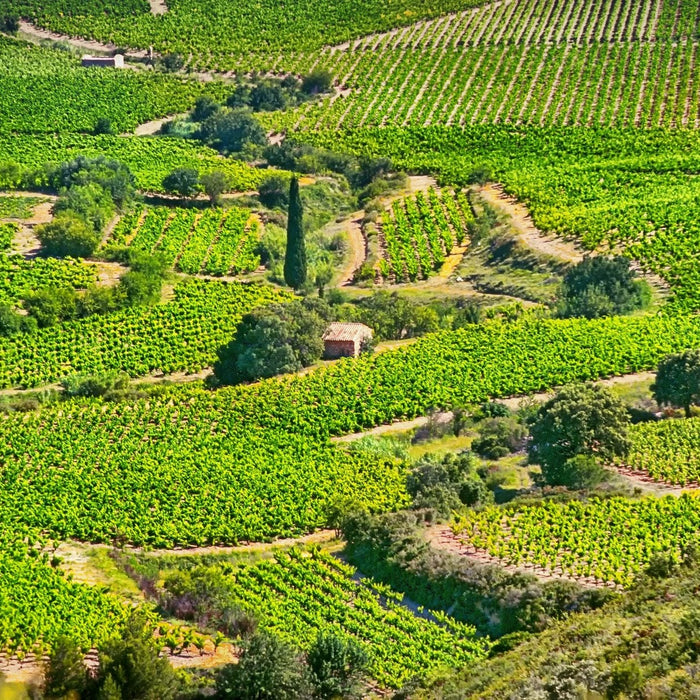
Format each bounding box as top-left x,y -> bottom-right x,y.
81,54 -> 125,69
323,323 -> 373,359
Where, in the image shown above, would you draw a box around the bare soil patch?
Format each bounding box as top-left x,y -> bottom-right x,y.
479,183 -> 585,263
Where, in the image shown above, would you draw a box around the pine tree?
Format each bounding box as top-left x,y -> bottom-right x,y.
284,177 -> 307,289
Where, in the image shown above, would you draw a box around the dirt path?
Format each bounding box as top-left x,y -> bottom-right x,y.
332,411 -> 453,443
56,530 -> 338,570
11,200 -> 54,257
425,525 -> 618,590
148,0 -> 168,15
133,113 -> 187,136
336,211 -> 365,285
479,183 -> 585,263
498,370 -> 656,411
0,642 -> 236,685
18,21 -> 149,58
610,465 -> 690,497
334,371 -> 656,443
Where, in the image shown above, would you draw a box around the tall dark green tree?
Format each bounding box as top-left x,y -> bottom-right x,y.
284,177 -> 307,289
652,350 -> 700,417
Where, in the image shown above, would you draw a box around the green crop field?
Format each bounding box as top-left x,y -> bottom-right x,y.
2,0 -> 700,693
106,206 -> 261,275
0,37 -> 229,135
204,549 -> 490,687
0,279 -> 288,388
616,417 -> 700,485
453,494 -> 700,588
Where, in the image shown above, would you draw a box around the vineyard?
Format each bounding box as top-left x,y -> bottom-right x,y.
617,417 -> 700,485
212,548 -> 490,688
107,206 -> 261,275
0,195 -> 43,219
0,278 -> 288,388
0,254 -> 96,305
0,133 -> 269,194
0,36 -> 228,135
307,125 -> 700,310
276,14 -> 700,131
452,494 -> 700,588
377,187 -> 472,282
1,315 -> 700,545
0,530 -> 128,656
2,0 -> 490,70
3,0 -> 700,687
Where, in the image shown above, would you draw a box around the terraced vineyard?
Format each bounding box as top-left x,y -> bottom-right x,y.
266,0 -> 700,132
0,254 -> 97,305
377,187 -> 472,282
452,494 -> 700,587
0,36 -> 227,135
107,206 -> 261,275
308,125 -> 700,311
2,314 -> 700,544
216,549 -> 490,688
0,278 -> 287,388
0,531 -> 128,656
0,133 -> 269,194
3,0 -> 490,70
616,417 -> 700,485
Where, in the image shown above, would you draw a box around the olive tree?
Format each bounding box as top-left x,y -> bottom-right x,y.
528,384 -> 630,488
652,349 -> 700,417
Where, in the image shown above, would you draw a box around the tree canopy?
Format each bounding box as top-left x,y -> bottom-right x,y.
36,213 -> 100,258
216,632 -> 311,700
198,109 -> 267,154
528,384 -> 630,487
284,177 -> 307,289
213,299 -> 329,385
652,350 -> 700,417
558,256 -> 650,319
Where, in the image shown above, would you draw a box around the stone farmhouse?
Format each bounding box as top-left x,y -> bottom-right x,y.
323,323 -> 373,359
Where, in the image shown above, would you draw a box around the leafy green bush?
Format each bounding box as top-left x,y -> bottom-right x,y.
36,213 -> 100,258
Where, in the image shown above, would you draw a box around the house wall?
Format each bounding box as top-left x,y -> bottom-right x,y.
324,340 -> 358,359
81,56 -> 124,68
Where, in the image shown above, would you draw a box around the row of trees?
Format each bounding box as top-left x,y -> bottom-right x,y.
161,168 -> 230,205
40,621 -> 367,700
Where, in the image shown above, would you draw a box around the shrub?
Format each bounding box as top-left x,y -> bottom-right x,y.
162,168 -> 201,198
54,182 -> 115,233
200,170 -> 229,206
258,175 -> 290,209
43,637 -> 88,700
0,304 -> 35,336
36,213 -> 100,258
301,69 -> 333,95
191,96 -> 221,122
558,256 -> 651,320
24,287 -> 78,327
61,372 -> 130,398
93,117 -> 115,135
308,632 -> 369,700
472,417 -> 526,459
216,633 -> 311,700
160,53 -> 184,72
198,109 -> 267,154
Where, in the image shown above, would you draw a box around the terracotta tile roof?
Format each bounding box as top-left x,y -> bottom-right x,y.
322,322 -> 373,343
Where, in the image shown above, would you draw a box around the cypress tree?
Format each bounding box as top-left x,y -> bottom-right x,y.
284,177 -> 307,289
